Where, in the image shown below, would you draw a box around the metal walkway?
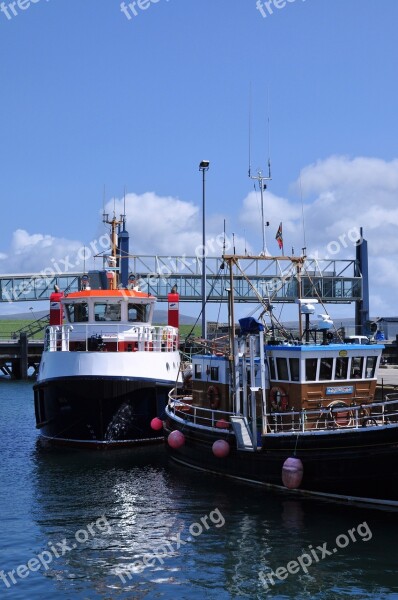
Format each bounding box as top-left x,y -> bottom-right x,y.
0,256 -> 362,304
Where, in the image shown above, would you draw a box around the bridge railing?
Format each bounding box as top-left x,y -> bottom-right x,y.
0,257 -> 362,304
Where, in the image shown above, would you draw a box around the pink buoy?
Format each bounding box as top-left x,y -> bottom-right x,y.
282,457 -> 304,489
216,419 -> 229,429
212,439 -> 230,458
167,430 -> 185,449
150,417 -> 163,431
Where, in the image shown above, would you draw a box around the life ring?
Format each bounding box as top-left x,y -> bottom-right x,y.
328,401 -> 352,427
207,385 -> 221,410
270,386 -> 289,411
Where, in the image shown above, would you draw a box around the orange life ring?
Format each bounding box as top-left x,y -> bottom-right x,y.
270,386 -> 289,411
207,385 -> 220,410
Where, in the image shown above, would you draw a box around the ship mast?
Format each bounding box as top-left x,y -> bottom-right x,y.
102,211 -> 124,290
249,167 -> 272,256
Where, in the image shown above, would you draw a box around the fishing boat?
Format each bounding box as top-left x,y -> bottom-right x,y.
33,212 -> 181,448
165,253 -> 398,507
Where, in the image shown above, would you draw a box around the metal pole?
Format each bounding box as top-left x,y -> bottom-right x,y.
259,179 -> 266,255
199,160 -> 209,339
202,166 -> 206,339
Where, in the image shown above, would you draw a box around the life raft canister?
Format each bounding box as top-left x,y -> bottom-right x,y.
207,385 -> 221,410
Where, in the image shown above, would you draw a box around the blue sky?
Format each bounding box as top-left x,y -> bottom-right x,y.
1,0 -> 398,322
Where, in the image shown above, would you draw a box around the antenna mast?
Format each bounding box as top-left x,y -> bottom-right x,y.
248,88 -> 272,255
103,204 -> 123,290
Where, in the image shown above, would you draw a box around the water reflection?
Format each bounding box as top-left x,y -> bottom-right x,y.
31,444 -> 179,597
30,442 -> 398,600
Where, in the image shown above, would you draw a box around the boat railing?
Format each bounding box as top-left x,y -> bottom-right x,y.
167,392 -> 398,434
266,397 -> 398,433
167,392 -> 234,430
44,324 -> 179,353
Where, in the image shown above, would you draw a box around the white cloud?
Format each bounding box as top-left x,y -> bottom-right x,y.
298,156 -> 398,253
1,163 -> 398,318
239,189 -> 302,254
239,155 -> 398,316
0,229 -> 83,274
105,192 -> 199,256
105,192 -> 249,256
0,192 -> 245,278
299,156 -> 398,198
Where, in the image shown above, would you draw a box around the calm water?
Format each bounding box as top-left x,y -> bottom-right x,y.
1,380 -> 398,600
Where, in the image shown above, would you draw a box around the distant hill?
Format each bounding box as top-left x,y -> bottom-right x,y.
153,310 -> 197,325
0,310 -> 49,321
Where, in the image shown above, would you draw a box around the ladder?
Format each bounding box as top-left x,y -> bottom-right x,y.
230,416 -> 256,452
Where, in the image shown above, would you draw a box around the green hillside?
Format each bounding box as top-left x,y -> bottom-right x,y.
0,319 -> 38,340
0,318 -> 201,341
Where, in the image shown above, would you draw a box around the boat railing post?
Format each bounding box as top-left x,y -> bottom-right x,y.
137,328 -> 143,351
61,326 -> 68,351
153,327 -> 158,352
50,327 -> 56,352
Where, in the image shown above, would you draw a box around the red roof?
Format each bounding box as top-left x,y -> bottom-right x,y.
65,290 -> 155,300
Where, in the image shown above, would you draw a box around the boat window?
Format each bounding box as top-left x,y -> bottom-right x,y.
365,356 -> 377,378
350,357 -> 364,379
94,303 -> 121,322
210,366 -> 219,381
194,364 -> 202,379
289,358 -> 300,381
268,357 -> 276,380
305,358 -> 318,381
319,358 -> 333,381
276,357 -> 289,381
128,303 -> 148,322
335,357 -> 348,380
65,302 -> 88,323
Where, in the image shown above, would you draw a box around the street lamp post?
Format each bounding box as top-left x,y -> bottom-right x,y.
199,160 -> 210,339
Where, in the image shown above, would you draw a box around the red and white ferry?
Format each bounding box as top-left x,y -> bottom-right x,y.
33,214 -> 181,448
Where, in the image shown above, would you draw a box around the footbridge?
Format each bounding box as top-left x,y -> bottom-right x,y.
0,255 -> 362,305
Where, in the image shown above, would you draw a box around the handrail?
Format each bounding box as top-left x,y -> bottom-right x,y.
167,393 -> 398,434
45,323 -> 179,353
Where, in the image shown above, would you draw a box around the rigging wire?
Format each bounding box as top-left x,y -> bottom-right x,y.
183,264 -> 228,347
300,171 -> 307,253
